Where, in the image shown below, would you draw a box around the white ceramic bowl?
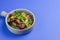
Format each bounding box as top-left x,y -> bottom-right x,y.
1,9 -> 35,34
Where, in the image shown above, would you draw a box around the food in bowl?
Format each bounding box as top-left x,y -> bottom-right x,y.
7,11 -> 33,30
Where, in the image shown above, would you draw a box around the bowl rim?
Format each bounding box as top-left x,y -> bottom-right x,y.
6,9 -> 35,31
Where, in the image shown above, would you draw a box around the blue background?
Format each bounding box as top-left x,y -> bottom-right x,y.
0,0 -> 60,40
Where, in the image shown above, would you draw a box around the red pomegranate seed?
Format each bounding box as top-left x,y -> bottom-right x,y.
13,18 -> 17,22
8,14 -> 13,18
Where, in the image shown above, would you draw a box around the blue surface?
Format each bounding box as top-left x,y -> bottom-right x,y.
0,0 -> 60,40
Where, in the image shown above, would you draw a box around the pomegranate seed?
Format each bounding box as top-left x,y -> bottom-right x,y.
8,14 -> 13,18
13,18 -> 17,22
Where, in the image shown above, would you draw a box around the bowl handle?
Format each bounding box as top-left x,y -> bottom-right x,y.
0,11 -> 7,17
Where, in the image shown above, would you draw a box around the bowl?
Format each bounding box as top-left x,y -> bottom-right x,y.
1,9 -> 35,34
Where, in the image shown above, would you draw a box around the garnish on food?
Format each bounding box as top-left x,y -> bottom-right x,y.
7,11 -> 33,30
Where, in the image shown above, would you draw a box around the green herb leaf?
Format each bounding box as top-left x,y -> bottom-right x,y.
28,18 -> 32,24
25,18 -> 32,28
25,22 -> 30,28
18,12 -> 26,22
21,12 -> 26,17
7,18 -> 10,22
13,11 -> 19,18
13,26 -> 17,29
